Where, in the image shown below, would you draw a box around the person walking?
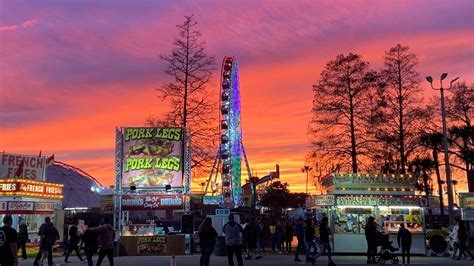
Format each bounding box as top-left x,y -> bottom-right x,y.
94,217 -> 114,266
311,217 -> 335,265
294,218 -> 305,262
243,217 -> 261,260
365,216 -> 378,264
455,220 -> 474,260
83,222 -> 99,266
0,215 -> 18,266
17,219 -> 28,260
450,218 -> 460,258
65,220 -> 84,263
256,217 -> 266,253
33,217 -> 57,266
284,220 -> 293,253
223,214 -> 244,266
198,217 -> 218,266
305,218 -> 317,262
276,220 -> 284,253
397,223 -> 412,264
269,220 -> 278,253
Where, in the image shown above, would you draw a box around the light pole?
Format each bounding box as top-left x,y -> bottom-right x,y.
426,73 -> 459,225
302,166 -> 312,195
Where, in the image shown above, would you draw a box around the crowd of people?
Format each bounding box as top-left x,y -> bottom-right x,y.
2,213 -> 474,266
0,215 -> 114,266
198,213 -> 336,266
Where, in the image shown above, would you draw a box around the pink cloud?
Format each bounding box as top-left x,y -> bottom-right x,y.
0,19 -> 39,32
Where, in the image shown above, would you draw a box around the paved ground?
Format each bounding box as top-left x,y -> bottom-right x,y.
18,253 -> 474,266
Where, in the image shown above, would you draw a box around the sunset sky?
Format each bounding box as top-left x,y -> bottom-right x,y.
1,0 -> 473,194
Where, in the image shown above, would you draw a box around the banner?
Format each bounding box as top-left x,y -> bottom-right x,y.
0,201 -> 57,214
137,236 -> 166,254
0,153 -> 46,181
336,195 -> 427,207
121,194 -> 184,210
0,179 -> 63,199
121,127 -> 183,188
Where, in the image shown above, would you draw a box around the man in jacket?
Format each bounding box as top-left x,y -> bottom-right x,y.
0,215 -> 18,266
397,223 -> 412,264
17,220 -> 28,260
94,217 -> 114,266
223,214 -> 243,266
294,218 -> 305,262
33,217 -> 56,266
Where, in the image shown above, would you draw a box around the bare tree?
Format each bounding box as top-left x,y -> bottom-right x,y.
150,15 -> 217,177
310,53 -> 377,173
374,44 -> 430,174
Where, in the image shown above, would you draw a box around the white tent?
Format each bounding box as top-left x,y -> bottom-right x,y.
46,161 -> 103,209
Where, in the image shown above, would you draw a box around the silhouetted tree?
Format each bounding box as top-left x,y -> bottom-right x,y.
374,44 -> 431,174
420,132 -> 444,219
310,53 -> 377,173
260,181 -> 302,215
151,15 -> 217,177
445,82 -> 474,190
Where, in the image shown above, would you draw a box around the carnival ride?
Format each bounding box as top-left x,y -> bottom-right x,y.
205,56 -> 252,207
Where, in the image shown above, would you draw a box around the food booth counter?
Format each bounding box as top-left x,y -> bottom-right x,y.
0,179 -> 63,241
310,173 -> 427,254
117,193 -> 189,256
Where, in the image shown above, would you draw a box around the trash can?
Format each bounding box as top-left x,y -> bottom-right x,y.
213,236 -> 227,256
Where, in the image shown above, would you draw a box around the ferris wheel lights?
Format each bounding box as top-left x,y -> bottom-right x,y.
221,121 -> 228,129
223,71 -> 231,78
222,92 -> 230,101
221,106 -> 229,115
221,135 -> 229,144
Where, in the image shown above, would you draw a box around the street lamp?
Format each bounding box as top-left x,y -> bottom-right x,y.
426,73 -> 460,225
302,166 -> 313,195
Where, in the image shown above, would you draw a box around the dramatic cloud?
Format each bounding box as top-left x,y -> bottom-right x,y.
0,18 -> 39,32
0,0 -> 472,193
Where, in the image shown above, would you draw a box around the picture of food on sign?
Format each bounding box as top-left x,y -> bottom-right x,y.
128,139 -> 174,157
127,169 -> 175,187
137,242 -> 165,254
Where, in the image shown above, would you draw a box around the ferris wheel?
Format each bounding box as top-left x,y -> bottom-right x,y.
206,56 -> 251,207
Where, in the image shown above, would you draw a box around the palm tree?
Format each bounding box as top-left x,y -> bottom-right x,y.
420,132 -> 445,221
449,125 -> 474,191
409,156 -> 435,225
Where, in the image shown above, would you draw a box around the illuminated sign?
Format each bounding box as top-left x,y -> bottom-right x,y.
120,127 -> 183,188
0,179 -> 63,199
121,194 -> 184,210
0,153 -> 46,180
333,173 -> 416,185
336,195 -> 427,207
314,195 -> 335,206
0,201 -> 56,214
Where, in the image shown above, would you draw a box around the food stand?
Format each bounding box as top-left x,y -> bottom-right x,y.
113,127 -> 192,256
118,193 -> 187,255
0,179 -> 63,241
1,153 -> 63,239
311,173 -> 427,254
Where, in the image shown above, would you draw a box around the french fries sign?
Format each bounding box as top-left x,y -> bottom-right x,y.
121,127 -> 183,188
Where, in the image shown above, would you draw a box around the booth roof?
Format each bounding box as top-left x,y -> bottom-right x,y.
46,161 -> 102,209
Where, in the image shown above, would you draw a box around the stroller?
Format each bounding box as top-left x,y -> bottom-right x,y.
374,232 -> 399,265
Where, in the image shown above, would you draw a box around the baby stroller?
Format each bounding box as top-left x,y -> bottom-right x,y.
374,232 -> 399,265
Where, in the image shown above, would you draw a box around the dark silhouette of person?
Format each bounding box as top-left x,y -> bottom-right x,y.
365,216 -> 378,264
397,223 -> 412,264
65,220 -> 84,263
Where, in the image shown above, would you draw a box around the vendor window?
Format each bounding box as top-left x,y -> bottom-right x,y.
334,207 -> 373,234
